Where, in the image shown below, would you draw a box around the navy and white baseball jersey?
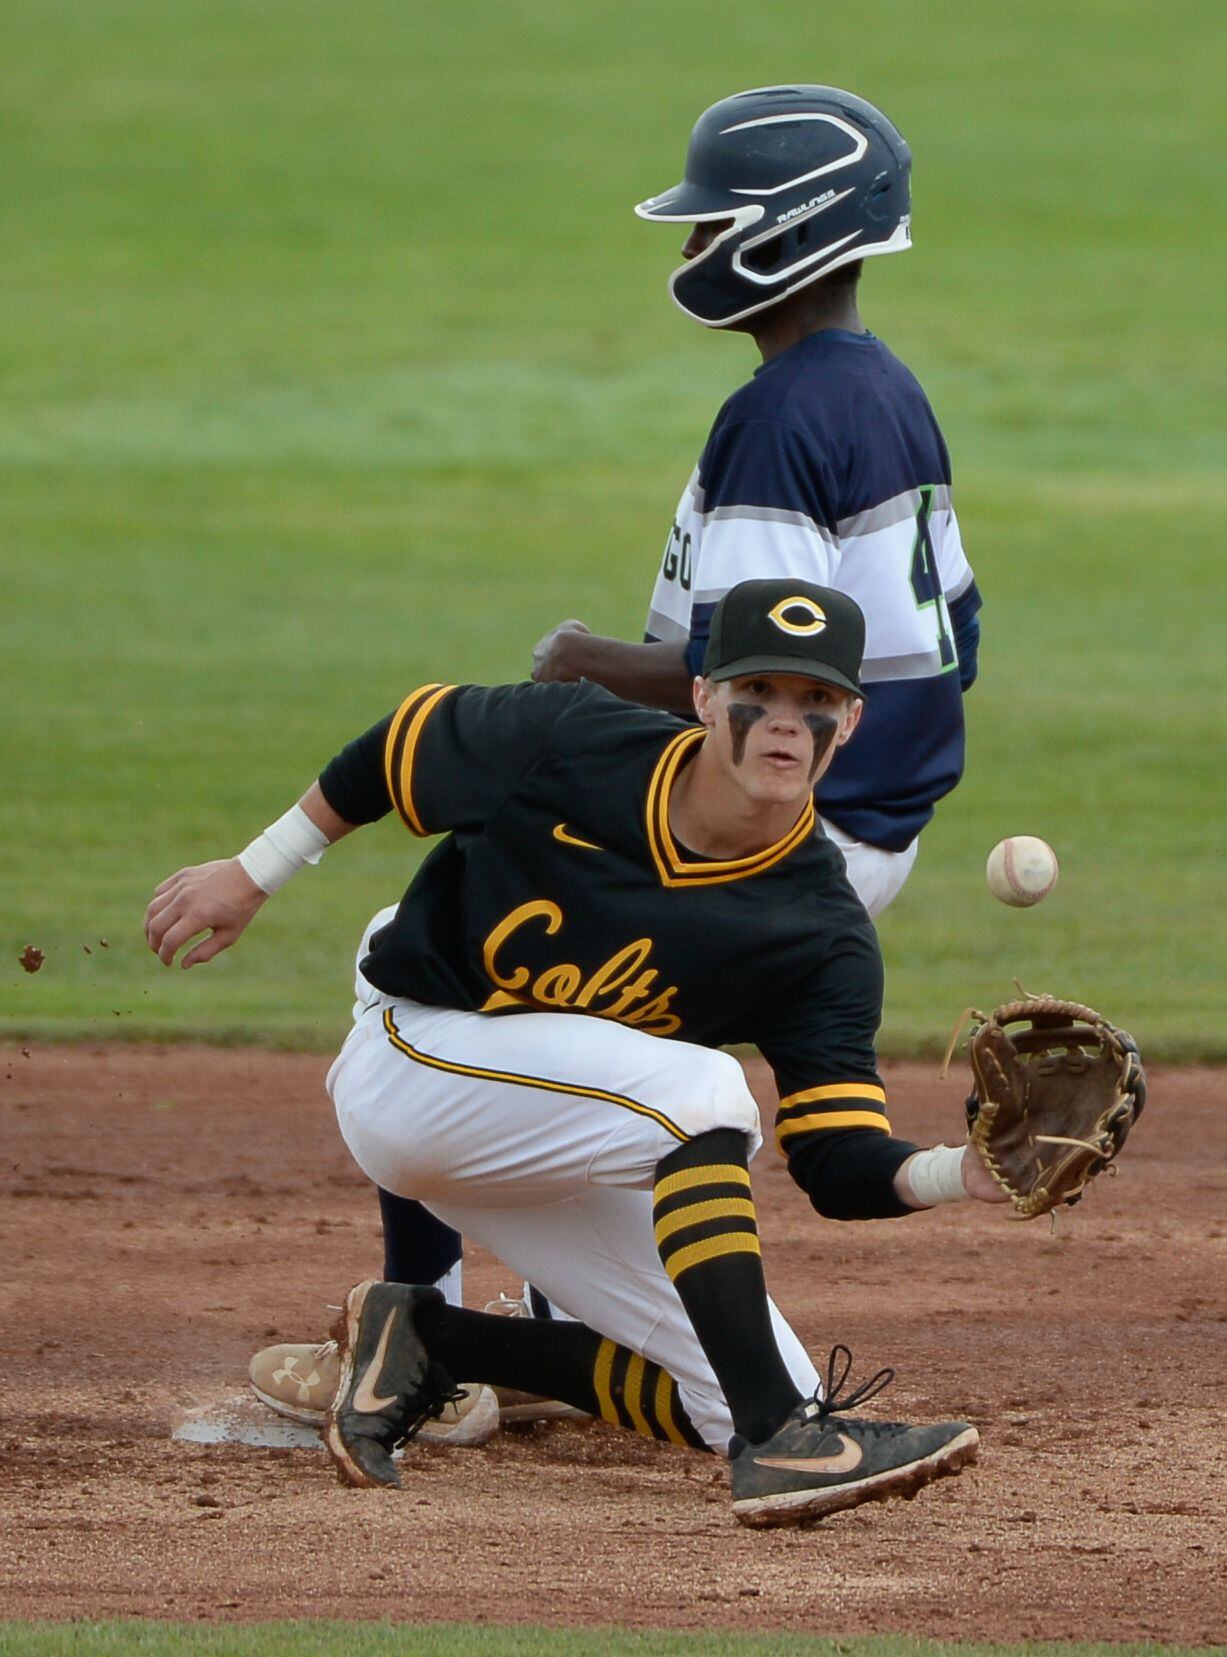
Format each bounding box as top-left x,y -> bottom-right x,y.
318,677 -> 912,1201
645,330 -> 982,853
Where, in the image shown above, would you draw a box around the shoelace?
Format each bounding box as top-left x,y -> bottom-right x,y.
813,1344 -> 895,1419
315,1303 -> 466,1443
311,1308 -> 344,1361
482,1291 -> 530,1318
399,1372 -> 469,1447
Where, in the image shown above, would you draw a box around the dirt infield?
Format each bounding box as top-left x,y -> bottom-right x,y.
2,1042 -> 1224,1641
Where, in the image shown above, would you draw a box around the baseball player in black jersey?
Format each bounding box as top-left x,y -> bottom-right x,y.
355,83 -> 985,1347
147,579 -> 1002,1526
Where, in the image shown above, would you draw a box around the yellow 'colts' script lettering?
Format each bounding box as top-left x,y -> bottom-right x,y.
480,900 -> 682,1036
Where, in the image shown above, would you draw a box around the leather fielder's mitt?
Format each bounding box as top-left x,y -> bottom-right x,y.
962,997 -> 1146,1218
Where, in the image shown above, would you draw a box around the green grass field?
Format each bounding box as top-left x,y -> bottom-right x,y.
1,1630 -> 1221,1657
3,0 -> 1225,1061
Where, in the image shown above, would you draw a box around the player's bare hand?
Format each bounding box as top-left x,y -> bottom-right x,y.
532,619 -> 591,683
144,858 -> 266,969
961,1144 -> 1010,1204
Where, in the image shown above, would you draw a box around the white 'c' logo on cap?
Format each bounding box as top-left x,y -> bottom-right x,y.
768,596 -> 827,636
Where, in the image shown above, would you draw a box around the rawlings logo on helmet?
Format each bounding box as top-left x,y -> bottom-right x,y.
776,188 -> 841,226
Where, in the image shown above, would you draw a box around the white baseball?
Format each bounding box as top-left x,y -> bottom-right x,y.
986,836 -> 1059,907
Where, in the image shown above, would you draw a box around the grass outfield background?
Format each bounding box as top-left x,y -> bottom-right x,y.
1,1632 -> 1222,1657
2,0 -> 1225,1057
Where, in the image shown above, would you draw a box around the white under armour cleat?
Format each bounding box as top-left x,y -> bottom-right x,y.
249,1336 -> 498,1445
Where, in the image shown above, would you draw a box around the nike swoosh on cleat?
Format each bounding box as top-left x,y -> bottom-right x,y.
552,823 -> 603,851
351,1309 -> 400,1413
754,1435 -> 864,1475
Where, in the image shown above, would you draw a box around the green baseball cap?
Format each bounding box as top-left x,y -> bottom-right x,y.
702,579 -> 865,697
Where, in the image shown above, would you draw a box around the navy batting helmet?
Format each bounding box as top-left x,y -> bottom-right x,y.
635,85 -> 912,328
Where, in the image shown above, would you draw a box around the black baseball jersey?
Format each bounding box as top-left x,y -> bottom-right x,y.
319,679 -> 914,1207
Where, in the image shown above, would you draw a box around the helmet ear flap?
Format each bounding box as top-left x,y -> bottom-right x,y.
737,219 -> 836,278
739,225 -> 797,278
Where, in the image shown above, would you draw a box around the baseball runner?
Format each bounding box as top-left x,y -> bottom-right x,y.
248,84 -> 986,1415
148,579 -> 1004,1526
535,84 -> 981,912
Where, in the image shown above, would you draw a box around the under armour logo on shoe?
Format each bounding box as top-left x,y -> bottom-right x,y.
272,1357 -> 321,1401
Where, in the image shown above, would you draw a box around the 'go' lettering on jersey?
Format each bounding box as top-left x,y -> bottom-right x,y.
661,520 -> 693,591
479,900 -> 683,1035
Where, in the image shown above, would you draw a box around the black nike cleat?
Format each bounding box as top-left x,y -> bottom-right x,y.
324,1280 -> 461,1489
728,1345 -> 979,1528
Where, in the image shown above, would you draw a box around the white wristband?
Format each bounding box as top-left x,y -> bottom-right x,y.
906,1144 -> 969,1207
237,804 -> 330,895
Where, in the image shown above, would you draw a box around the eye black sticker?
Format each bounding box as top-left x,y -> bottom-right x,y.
804,713 -> 838,781
727,701 -> 767,765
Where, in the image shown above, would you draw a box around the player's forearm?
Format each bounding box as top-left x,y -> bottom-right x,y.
227,784 -> 359,901
298,781 -> 359,845
536,631 -> 694,716
893,1145 -> 969,1209
790,1134 -> 995,1216
786,1128 -> 920,1220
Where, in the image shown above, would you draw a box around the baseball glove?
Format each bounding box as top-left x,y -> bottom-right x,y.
962,997 -> 1145,1218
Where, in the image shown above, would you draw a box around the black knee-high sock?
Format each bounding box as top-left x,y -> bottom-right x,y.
377,1189 -> 462,1285
653,1127 -> 802,1445
377,1190 -> 556,1321
412,1301 -> 707,1451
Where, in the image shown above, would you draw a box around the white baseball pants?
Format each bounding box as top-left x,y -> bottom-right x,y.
327,916 -> 819,1450
818,816 -> 919,919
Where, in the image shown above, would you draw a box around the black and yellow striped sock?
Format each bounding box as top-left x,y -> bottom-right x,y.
590,1337 -> 708,1449
412,1301 -> 706,1448
654,1127 -> 803,1445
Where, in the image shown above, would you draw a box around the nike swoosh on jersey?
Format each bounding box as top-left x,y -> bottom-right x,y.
753,1435 -> 864,1475
351,1309 -> 401,1413
552,823 -> 603,851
